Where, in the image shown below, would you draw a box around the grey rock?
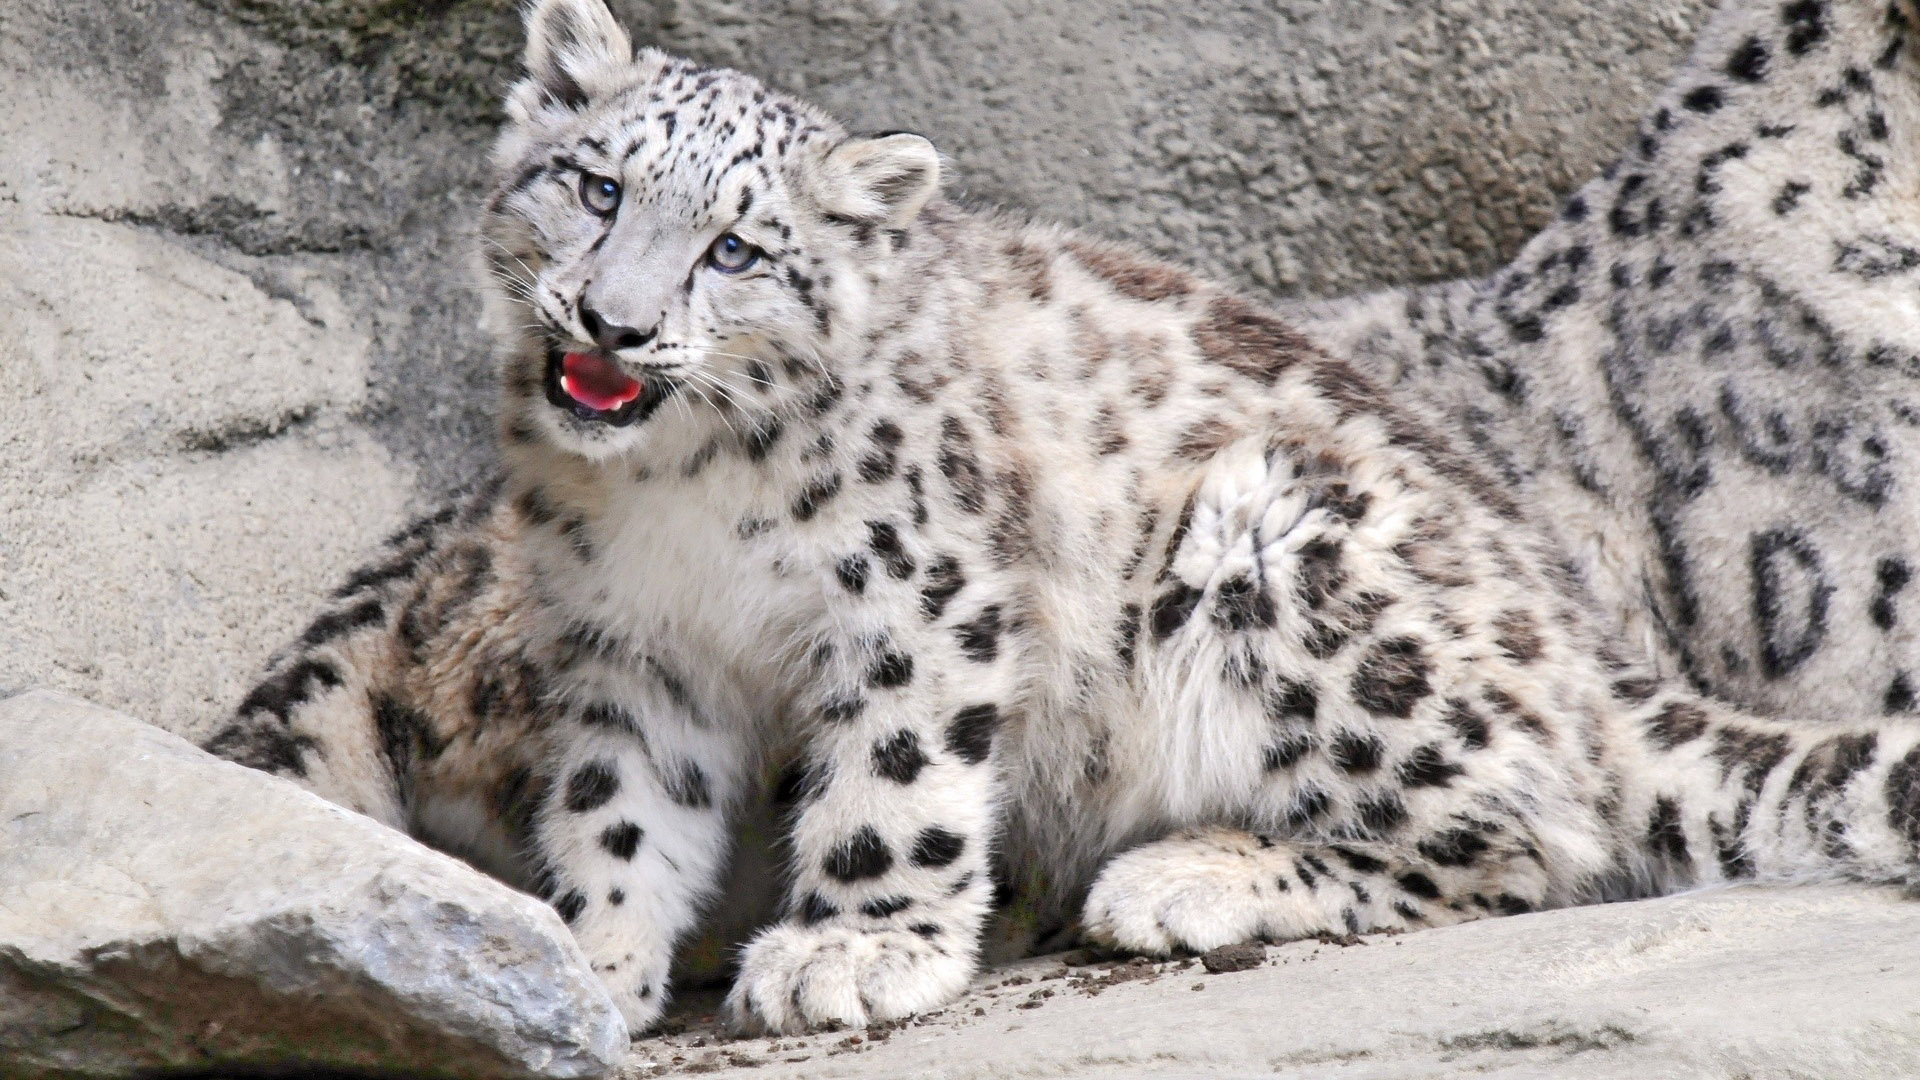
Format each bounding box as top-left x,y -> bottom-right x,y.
0,691 -> 625,1080
626,884 -> 1920,1078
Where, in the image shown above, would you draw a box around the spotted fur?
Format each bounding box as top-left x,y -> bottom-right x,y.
206,0 -> 1920,1038
1292,0 -> 1920,726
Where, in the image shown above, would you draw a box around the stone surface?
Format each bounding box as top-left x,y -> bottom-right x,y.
0,0 -> 416,741
0,0 -> 1712,740
0,690 -> 626,1079
629,884 -> 1920,1078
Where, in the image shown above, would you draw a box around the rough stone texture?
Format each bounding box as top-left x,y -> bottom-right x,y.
0,0 -> 417,741
0,690 -> 626,1079
0,0 -> 1712,739
629,884 -> 1920,1078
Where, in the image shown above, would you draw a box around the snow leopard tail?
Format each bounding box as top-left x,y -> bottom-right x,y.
199,476 -> 517,828
1617,685 -> 1920,894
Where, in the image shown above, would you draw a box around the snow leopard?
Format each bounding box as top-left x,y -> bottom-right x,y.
204,0 -> 1920,1037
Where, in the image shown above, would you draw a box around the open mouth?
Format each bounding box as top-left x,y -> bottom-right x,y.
542,346 -> 667,427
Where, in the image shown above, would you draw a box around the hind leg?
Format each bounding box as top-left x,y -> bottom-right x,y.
1097,438 -> 1611,954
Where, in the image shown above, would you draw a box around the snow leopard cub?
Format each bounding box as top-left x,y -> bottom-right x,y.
208,0 -> 1920,1036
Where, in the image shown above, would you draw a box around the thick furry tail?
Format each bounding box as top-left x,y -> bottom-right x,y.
1615,688 -> 1920,894
201,480 -> 506,825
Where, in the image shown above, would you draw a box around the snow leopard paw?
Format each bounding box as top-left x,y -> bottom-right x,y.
1082,830 -> 1286,955
724,923 -> 974,1034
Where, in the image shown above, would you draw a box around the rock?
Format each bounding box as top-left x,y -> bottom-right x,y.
0,691 -> 626,1080
626,884 -> 1920,1078
0,1 -> 417,742
1198,942 -> 1266,974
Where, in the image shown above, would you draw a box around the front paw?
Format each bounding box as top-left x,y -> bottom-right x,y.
724,924 -> 973,1034
1082,833 -> 1275,955
572,920 -> 673,1037
595,960 -> 667,1037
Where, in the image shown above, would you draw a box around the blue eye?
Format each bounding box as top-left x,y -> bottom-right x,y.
579,173 -> 620,215
707,232 -> 759,273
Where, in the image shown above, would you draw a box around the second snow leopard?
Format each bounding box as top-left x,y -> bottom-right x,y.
208,0 -> 1920,1036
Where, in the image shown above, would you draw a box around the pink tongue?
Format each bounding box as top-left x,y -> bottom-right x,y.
560,351 -> 643,411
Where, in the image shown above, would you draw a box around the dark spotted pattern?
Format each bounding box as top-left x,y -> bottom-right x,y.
1395,745 -> 1465,788
798,892 -> 838,926
824,826 -> 894,882
1647,797 -> 1691,865
1191,296 -> 1312,384
859,895 -> 914,918
1493,609 -> 1544,663
1214,574 -> 1277,631
1329,731 -> 1385,774
944,704 -> 1000,765
953,605 -> 1002,662
663,759 -> 712,809
302,598 -> 387,647
600,820 -> 643,859
1646,701 -> 1710,749
1350,637 -> 1433,718
872,729 -> 930,783
1440,699 -> 1490,750
866,646 -> 915,688
554,889 -> 588,923
836,554 -> 871,594
867,521 -> 917,580
565,759 -> 621,813
910,826 -> 965,868
1149,584 -> 1203,639
920,555 -> 965,620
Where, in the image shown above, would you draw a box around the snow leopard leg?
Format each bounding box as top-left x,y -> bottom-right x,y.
726,614 -> 1010,1034
521,662 -> 744,1035
1082,825 -> 1548,954
1085,435 -> 1602,955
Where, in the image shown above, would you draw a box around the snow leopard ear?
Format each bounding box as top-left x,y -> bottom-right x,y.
813,132 -> 942,227
520,0 -> 633,111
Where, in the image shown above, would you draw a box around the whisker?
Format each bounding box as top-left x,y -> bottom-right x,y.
683,371 -> 748,436
673,346 -> 773,366
478,234 -> 541,280
688,367 -> 778,421
467,263 -> 533,293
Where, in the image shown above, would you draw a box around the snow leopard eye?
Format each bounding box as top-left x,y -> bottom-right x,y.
579,173 -> 621,216
706,232 -> 760,273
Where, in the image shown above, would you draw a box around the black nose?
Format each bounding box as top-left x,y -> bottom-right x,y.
578,301 -> 657,351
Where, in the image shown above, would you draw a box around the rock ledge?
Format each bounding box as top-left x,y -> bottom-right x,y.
0,690 -> 625,1080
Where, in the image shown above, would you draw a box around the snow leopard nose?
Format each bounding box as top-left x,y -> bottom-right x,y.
578,300 -> 657,352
